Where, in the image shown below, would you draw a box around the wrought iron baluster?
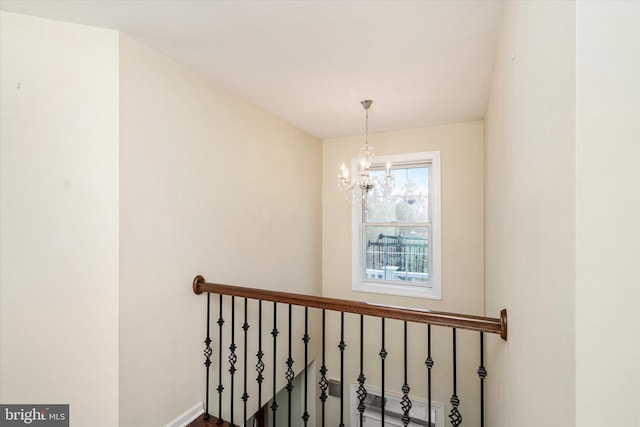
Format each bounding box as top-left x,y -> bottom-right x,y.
229,296 -> 236,426
286,304 -> 294,427
319,309 -> 328,427
242,298 -> 250,424
256,301 -> 264,411
302,307 -> 310,425
192,276 -> 508,427
449,328 -> 462,426
357,314 -> 367,426
271,302 -> 279,427
478,332 -> 487,427
339,312 -> 346,427
217,295 -> 224,425
204,293 -> 212,420
425,324 -> 434,427
401,321 -> 412,427
380,318 -> 387,427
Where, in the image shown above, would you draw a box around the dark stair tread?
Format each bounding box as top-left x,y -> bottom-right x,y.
187,414 -> 232,427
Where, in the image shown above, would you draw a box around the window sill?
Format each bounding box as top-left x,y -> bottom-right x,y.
353,281 -> 442,300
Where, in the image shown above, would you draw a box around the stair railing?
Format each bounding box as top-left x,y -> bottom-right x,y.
193,275 -> 507,427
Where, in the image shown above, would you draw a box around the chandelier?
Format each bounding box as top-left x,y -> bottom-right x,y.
337,100 -> 394,200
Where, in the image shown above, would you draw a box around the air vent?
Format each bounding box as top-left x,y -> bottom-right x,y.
349,383 -> 444,427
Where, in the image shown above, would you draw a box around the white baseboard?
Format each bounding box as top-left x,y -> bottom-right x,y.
164,402 -> 204,427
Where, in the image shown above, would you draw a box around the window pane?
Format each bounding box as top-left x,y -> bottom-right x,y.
364,226 -> 429,284
365,165 -> 429,223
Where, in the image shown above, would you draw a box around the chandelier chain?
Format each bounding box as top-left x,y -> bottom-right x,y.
365,107 -> 369,152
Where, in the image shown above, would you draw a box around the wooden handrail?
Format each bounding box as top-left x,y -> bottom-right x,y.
193,275 -> 507,340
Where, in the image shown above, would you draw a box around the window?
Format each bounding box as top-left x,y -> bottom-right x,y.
352,151 -> 441,299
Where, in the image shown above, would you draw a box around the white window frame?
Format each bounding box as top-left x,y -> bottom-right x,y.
352,151 -> 441,299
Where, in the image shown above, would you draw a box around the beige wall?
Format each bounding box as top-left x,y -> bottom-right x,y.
322,121 -> 485,424
0,13 -> 322,426
575,2 -> 640,426
118,35 -> 322,426
0,12 -> 120,426
484,1 -> 576,426
323,121 -> 484,310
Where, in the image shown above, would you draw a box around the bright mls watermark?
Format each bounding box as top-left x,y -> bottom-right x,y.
0,405 -> 68,426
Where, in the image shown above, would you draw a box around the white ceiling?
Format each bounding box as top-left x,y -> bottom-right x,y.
0,0 -> 504,139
